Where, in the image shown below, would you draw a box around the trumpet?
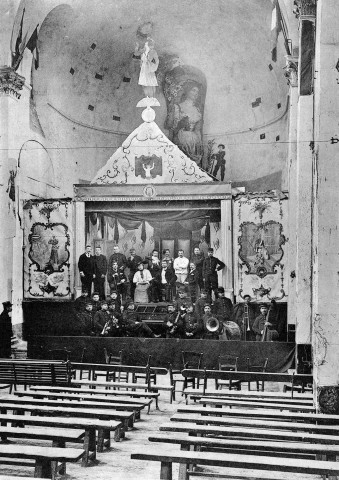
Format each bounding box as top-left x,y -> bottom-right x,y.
206,316 -> 220,333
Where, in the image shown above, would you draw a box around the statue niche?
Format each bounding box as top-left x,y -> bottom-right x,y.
161,55 -> 207,167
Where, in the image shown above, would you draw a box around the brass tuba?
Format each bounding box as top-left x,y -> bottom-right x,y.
206,316 -> 220,332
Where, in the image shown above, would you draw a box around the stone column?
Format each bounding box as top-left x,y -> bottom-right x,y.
294,0 -> 316,346
220,199 -> 233,300
285,55 -> 299,334
74,201 -> 85,298
0,67 -> 25,308
312,0 -> 339,413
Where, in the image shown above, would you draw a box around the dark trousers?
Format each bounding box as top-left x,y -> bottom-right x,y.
161,284 -> 175,302
213,162 -> 225,181
204,274 -> 219,300
81,275 -> 93,296
94,276 -> 106,299
187,284 -> 198,303
150,281 -> 162,302
127,323 -> 154,338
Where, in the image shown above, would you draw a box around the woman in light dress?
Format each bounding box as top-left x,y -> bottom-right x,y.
133,262 -> 152,303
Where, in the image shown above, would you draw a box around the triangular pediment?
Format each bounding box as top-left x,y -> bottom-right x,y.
91,111 -> 213,185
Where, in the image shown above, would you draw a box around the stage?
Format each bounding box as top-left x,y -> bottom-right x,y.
28,336 -> 296,371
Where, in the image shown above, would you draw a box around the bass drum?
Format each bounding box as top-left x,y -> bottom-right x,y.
223,321 -> 241,341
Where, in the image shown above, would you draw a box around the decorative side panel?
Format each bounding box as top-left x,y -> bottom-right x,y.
233,193 -> 288,302
23,200 -> 73,299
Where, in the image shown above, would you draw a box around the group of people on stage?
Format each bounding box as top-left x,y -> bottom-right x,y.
73,282 -> 279,341
78,244 -> 225,304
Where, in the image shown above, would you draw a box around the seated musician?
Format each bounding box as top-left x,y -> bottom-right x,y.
109,261 -> 127,300
122,302 -> 160,338
160,260 -> 177,302
73,288 -> 89,313
194,288 -> 209,319
174,288 -> 188,311
74,301 -> 95,336
252,303 -> 278,341
107,289 -> 122,312
93,300 -> 112,336
106,302 -> 124,337
177,302 -> 202,339
163,303 -> 180,338
91,291 -> 101,312
201,304 -> 221,340
184,262 -> 199,303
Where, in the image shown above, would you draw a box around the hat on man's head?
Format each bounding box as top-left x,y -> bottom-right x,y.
92,292 -> 100,297
100,300 -> 108,307
217,286 -> 225,293
259,303 -> 268,309
2,301 -> 12,309
85,300 -> 93,307
208,247 -> 214,252
167,302 -> 175,308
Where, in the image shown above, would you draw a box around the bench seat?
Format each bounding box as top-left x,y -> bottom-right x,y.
0,413 -> 122,466
197,398 -> 315,412
159,421 -> 339,444
30,385 -> 159,411
130,450 -> 339,480
149,433 -> 339,457
170,413 -> 339,434
184,388 -> 313,402
0,444 -> 84,479
0,426 -> 84,444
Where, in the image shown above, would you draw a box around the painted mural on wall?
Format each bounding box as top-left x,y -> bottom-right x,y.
23,199 -> 72,299
159,54 -> 206,167
233,192 -> 288,302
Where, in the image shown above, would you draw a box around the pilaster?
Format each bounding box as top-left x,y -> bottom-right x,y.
220,199 -> 233,300
74,201 -> 85,298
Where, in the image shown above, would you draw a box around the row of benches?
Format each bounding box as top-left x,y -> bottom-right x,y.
0,360 -> 161,478
130,388 -> 339,479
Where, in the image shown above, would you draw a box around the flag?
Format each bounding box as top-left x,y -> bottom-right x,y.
114,218 -> 120,244
271,0 -> 282,62
26,25 -> 39,69
12,8 -> 26,70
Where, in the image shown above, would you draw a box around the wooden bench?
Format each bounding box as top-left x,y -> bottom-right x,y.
130,450 -> 339,480
0,402 -> 134,435
170,413 -> 339,435
176,405 -> 338,424
181,369 -> 313,398
0,360 -> 71,392
13,391 -> 146,420
71,378 -> 171,408
196,397 -> 315,412
0,413 -> 122,466
185,388 -> 313,403
0,444 -> 84,479
29,385 -> 158,412
159,421 -> 339,444
149,433 -> 339,460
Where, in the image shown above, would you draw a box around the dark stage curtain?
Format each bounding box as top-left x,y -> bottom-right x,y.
29,336 -> 296,372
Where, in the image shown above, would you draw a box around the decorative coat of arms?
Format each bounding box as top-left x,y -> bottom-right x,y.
135,155 -> 162,179
238,220 -> 285,278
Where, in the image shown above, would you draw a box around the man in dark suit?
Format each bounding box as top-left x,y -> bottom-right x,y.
93,246 -> 108,299
78,245 -> 95,295
202,247 -> 225,300
126,248 -> 142,300
108,245 -> 127,272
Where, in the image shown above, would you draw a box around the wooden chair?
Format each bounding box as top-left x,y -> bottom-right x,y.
132,354 -> 156,386
216,355 -> 240,390
247,357 -> 268,391
172,351 -> 203,396
93,349 -> 124,382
